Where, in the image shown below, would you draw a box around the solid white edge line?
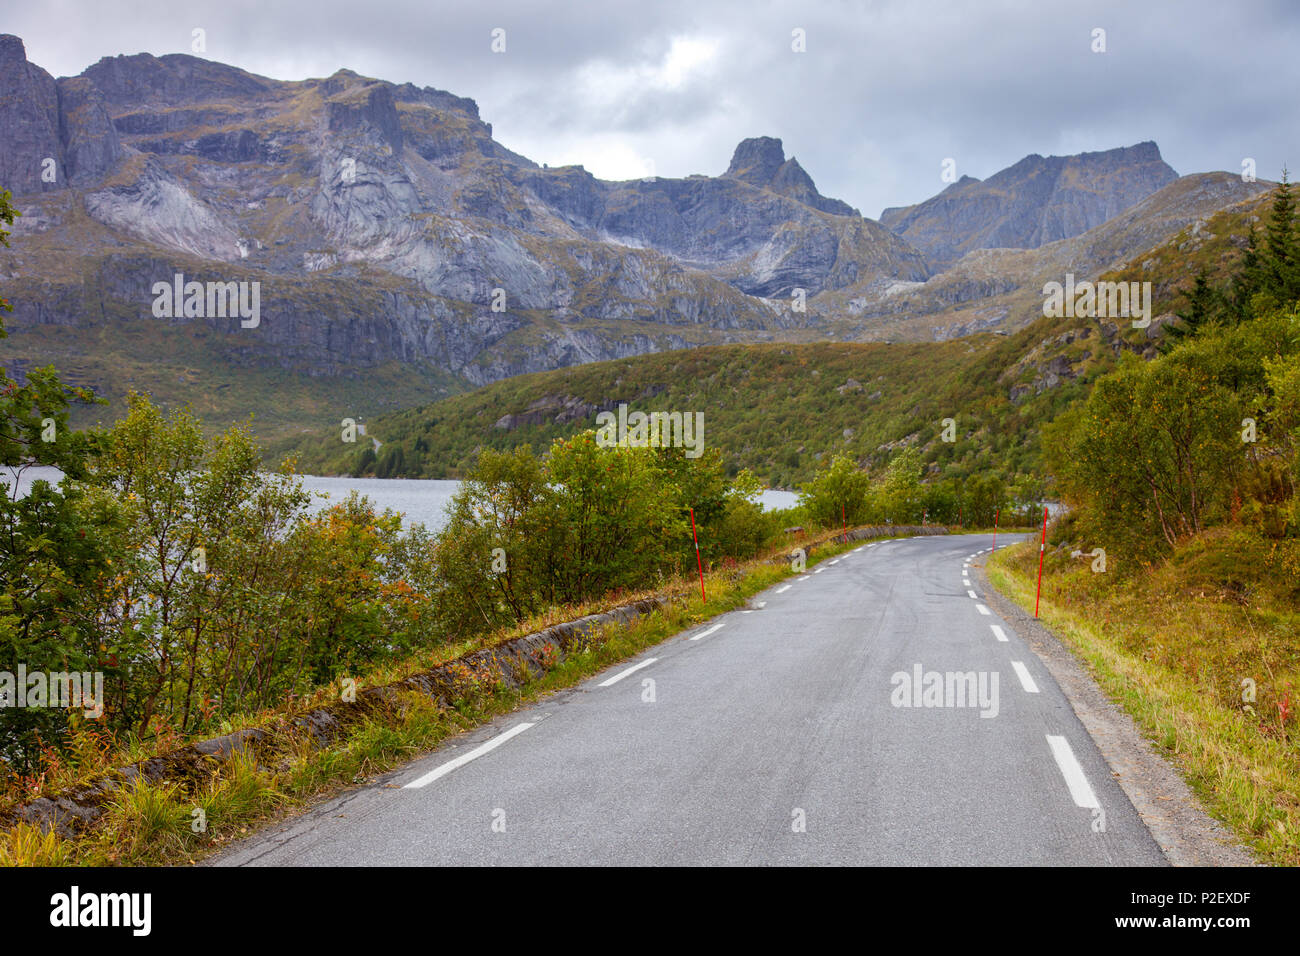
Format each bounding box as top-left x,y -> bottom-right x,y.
404,722 -> 535,789
689,622 -> 726,642
1011,661 -> 1039,693
598,656 -> 659,686
990,625 -> 1009,642
976,604 -> 991,615
1046,735 -> 1100,808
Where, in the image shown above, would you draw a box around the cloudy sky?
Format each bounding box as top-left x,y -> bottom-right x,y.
10,0 -> 1298,217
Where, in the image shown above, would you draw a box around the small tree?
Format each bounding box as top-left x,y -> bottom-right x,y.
797,454 -> 872,529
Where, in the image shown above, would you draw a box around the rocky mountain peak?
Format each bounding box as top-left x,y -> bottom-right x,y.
723,135 -> 858,217
0,33 -> 27,65
724,136 -> 788,185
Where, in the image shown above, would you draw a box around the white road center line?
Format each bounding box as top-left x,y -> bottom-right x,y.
1011,661 -> 1039,693
1046,735 -> 1100,808
598,657 -> 660,685
976,604 -> 991,615
689,622 -> 726,642
990,625 -> 1009,642
776,584 -> 792,593
404,722 -> 534,789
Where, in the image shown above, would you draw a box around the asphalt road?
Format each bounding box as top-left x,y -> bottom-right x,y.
214,533 -> 1168,866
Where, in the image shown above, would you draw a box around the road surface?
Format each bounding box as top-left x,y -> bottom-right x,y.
214,533 -> 1167,866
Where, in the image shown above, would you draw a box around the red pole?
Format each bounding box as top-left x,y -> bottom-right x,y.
992,507 -> 999,552
1034,505 -> 1048,619
690,507 -> 706,602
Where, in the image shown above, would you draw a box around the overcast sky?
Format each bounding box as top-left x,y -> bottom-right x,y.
10,0 -> 1298,218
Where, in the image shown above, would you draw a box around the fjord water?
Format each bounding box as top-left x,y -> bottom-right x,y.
5,467 -> 797,532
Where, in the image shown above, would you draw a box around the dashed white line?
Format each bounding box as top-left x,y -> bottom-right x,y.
976,604 -> 991,615
1011,661 -> 1039,693
776,584 -> 792,594
598,657 -> 659,686
813,567 -> 826,574
990,625 -> 1009,642
829,559 -> 840,565
967,589 -> 979,599
1046,735 -> 1100,808
689,622 -> 726,642
404,722 -> 535,789
798,575 -> 811,582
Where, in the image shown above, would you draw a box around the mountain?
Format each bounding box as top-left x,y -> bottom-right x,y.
0,37 -> 924,414
879,142 -> 1179,268
0,35 -> 1266,443
829,171 -> 1272,341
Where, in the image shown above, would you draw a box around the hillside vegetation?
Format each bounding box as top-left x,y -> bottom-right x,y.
287,311 -> 1162,490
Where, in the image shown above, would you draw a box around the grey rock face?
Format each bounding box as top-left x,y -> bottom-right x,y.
55,77 -> 122,183
0,35 -> 64,194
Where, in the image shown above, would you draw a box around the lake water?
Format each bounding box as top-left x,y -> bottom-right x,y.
4,466 -> 799,533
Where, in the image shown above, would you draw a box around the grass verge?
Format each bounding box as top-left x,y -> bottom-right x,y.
987,532 -> 1300,866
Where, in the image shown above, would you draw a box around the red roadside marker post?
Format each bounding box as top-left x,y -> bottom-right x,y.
1034,505 -> 1048,619
690,506 -> 706,602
